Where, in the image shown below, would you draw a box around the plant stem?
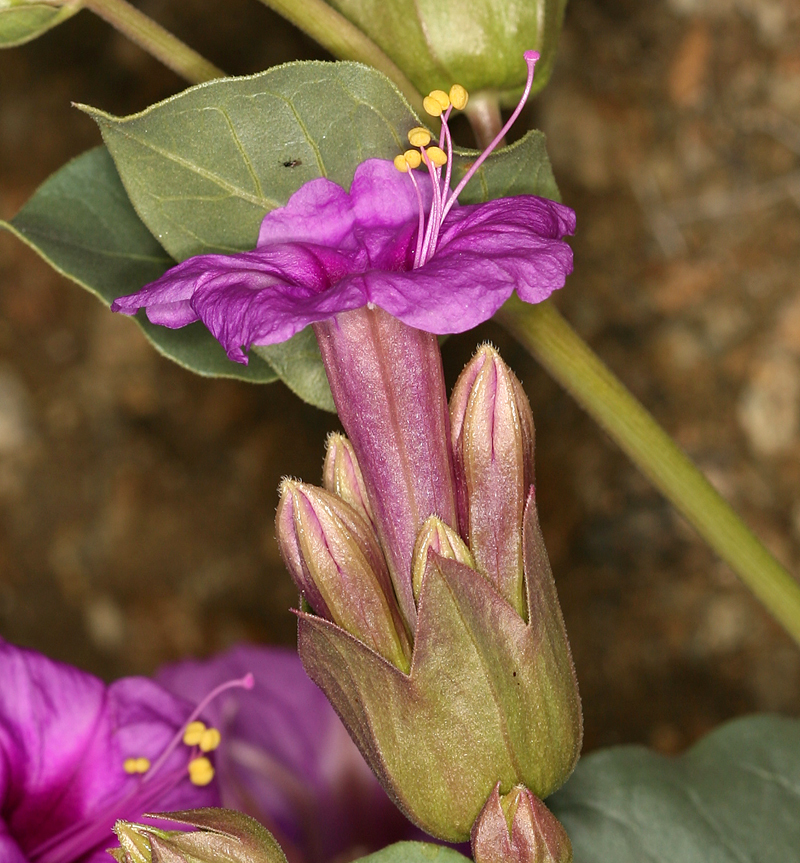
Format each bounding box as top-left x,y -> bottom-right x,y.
84,0 -> 224,84
465,94 -> 504,150
255,0 -> 425,115
497,297 -> 800,648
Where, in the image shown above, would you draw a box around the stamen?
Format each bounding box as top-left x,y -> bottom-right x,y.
123,757 -> 151,775
449,84 -> 469,111
183,720 -> 206,746
442,51 -> 540,221
423,89 -> 451,117
27,672 -> 255,863
426,147 -> 447,167
188,756 -> 215,786
408,127 -> 431,148
397,54 -> 539,271
403,149 -> 422,169
199,727 -> 222,752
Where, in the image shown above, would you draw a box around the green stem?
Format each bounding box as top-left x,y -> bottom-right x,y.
497,296 -> 800,648
83,0 -> 224,84
255,0 -> 425,115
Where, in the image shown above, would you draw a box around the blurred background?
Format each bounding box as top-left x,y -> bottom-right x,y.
1,0 -> 799,755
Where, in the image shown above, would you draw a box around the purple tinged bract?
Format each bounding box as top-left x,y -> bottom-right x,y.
110,157 -> 574,364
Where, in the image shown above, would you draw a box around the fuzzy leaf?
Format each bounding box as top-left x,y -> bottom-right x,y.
354,842 -> 469,863
0,0 -> 82,48
549,715 -> 800,862
1,147 -> 277,383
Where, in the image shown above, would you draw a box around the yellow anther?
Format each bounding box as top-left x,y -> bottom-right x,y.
199,727 -> 222,753
123,756 -> 150,774
183,720 -> 206,747
426,146 -> 447,167
188,756 -> 215,786
393,154 -> 409,173
449,84 -> 469,110
403,149 -> 422,169
423,95 -> 444,117
407,127 -> 431,148
429,90 -> 450,110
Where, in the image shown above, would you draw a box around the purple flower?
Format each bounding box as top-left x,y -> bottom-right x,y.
0,640 -> 413,863
158,645 -> 416,863
111,53 -> 575,365
0,639 -> 220,863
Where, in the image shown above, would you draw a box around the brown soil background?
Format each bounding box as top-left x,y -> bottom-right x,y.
1,0 -> 799,756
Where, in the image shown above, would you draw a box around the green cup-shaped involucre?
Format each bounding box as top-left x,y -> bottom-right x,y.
324,0 -> 568,104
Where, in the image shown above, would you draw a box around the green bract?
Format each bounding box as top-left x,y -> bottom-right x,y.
0,0 -> 82,48
298,492 -> 582,842
323,0 -> 568,104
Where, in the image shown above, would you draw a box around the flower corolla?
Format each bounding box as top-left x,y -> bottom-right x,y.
111,54 -> 575,364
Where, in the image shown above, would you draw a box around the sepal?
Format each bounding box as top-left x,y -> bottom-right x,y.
297,491 -> 581,841
109,809 -> 288,863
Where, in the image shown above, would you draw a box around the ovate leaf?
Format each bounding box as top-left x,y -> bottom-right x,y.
0,0 -> 82,48
453,130 -> 561,204
549,715 -> 800,862
354,842 -> 468,863
78,61 -> 419,261
1,147 -> 276,383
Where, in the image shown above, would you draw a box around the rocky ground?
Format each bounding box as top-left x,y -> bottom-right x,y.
1,0 -> 799,755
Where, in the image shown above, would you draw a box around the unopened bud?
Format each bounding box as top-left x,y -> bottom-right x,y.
411,515 -> 475,602
322,433 -> 376,532
276,480 -> 411,671
110,809 -> 288,863
471,784 -> 573,863
450,345 -> 535,617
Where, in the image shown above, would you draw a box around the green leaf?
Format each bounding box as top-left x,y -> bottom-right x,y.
1,147 -> 276,383
354,842 -> 468,863
78,61 -> 419,261
0,0 -> 82,48
253,328 -> 334,412
453,130 -> 561,205
549,715 -> 800,862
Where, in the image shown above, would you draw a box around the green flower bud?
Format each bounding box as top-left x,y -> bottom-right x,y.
110,809 -> 287,863
471,784 -> 573,863
277,479 -> 412,672
411,514 -> 475,603
322,432 -> 377,532
450,345 -> 535,618
298,489 -> 581,841
324,0 -> 567,105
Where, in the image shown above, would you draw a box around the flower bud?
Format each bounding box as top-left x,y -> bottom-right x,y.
298,489 -> 581,841
411,515 -> 475,603
110,808 -> 288,863
276,479 -> 411,671
471,784 -> 573,863
323,0 -> 567,104
450,345 -> 535,617
322,432 -> 377,532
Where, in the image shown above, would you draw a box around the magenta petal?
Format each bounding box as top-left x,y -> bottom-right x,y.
0,640 -> 217,862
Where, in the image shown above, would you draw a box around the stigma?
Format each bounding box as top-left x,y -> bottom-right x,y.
394,51 -> 541,270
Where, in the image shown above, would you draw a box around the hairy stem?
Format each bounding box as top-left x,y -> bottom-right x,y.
256,0 -> 424,115
497,297 -> 800,648
84,0 -> 224,84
